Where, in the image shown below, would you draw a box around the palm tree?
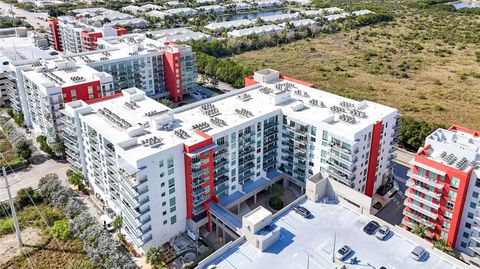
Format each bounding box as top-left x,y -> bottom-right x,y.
433,239 -> 454,255
146,246 -> 164,266
412,223 -> 428,238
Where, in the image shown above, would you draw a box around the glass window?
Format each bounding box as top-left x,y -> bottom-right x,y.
171,215 -> 177,224
447,190 -> 457,200
169,197 -> 176,206
159,160 -> 164,168
168,178 -> 175,188
417,167 -> 426,177
450,177 -> 460,190
428,172 -> 436,180
444,211 -> 453,221
322,130 -> 328,141
168,168 -> 174,175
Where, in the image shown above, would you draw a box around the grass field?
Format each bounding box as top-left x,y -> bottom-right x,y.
231,1 -> 480,129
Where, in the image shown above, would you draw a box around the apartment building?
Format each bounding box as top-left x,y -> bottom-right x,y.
61,69 -> 398,251
65,33 -> 197,102
0,27 -> 59,114
48,16 -> 128,53
401,126 -> 480,260
21,60 -> 113,143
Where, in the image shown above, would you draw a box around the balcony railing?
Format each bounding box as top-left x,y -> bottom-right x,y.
404,200 -> 438,219
407,170 -> 444,189
406,179 -> 442,200
402,208 -> 435,228
404,191 -> 440,210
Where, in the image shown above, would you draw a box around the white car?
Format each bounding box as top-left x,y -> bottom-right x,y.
336,245 -> 352,261
375,225 -> 390,240
411,246 -> 427,261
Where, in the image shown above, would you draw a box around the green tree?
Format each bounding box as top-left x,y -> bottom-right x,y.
15,187 -> 43,208
268,183 -> 285,199
15,140 -> 32,160
398,116 -> 446,151
146,246 -> 164,266
433,239 -> 454,255
51,141 -> 65,155
158,98 -> 173,107
412,223 -> 428,238
112,215 -> 123,231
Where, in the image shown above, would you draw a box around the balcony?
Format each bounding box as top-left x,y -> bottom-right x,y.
406,179 -> 442,200
402,208 -> 435,228
407,170 -> 444,189
404,200 -> 438,219
404,191 -> 440,210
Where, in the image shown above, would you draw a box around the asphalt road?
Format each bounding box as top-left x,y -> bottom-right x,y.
0,155 -> 69,202
0,1 -> 48,29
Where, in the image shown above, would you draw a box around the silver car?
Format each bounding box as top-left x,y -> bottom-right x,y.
375,225 -> 390,240
411,246 -> 427,261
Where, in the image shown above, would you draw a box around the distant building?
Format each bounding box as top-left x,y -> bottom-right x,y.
227,25 -> 284,38
204,19 -> 253,33
148,28 -> 211,43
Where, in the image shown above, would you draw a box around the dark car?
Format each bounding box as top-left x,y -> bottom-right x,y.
293,206 -> 311,218
363,221 -> 380,235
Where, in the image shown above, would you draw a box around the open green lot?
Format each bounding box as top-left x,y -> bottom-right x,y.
231,0 -> 480,129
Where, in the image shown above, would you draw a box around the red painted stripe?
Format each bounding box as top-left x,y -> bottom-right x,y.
448,125 -> 480,137
365,121 -> 383,197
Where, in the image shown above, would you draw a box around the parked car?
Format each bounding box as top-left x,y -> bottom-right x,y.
336,245 -> 352,261
293,206 -> 311,218
363,221 -> 380,235
99,214 -> 115,232
410,246 -> 427,261
375,225 -> 390,240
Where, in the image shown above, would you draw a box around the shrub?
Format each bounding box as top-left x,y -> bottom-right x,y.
15,187 -> 43,208
37,135 -> 56,158
6,108 -> 14,118
15,140 -> 32,160
398,116 -> 446,151
0,218 -> 14,236
52,219 -> 70,240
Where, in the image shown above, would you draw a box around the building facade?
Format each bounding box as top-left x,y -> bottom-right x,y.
66,34 -> 196,102
21,60 -> 113,143
62,69 -> 398,251
401,125 -> 480,259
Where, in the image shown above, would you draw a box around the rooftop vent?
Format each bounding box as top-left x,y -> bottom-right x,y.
443,153 -> 457,165
350,109 -> 366,118
339,114 -> 356,124
144,110 -> 169,117
339,101 -> 355,108
238,93 -> 252,101
70,76 -> 86,83
210,117 -> 227,127
259,87 -> 272,94
141,136 -> 163,147
294,89 -> 309,97
200,103 -> 220,117
275,82 -> 295,91
174,129 -> 190,139
456,157 -> 468,169
309,99 -> 325,107
192,122 -> 211,132
124,102 -> 136,110
329,105 -> 346,113
235,108 -> 253,118
98,108 -> 132,129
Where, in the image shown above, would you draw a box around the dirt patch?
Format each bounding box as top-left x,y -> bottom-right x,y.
0,227 -> 44,267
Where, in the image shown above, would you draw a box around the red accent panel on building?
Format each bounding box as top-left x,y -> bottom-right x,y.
184,131 -> 216,219
84,92 -> 123,104
280,74 -> 315,87
244,75 -> 258,87
81,31 -> 103,51
62,81 -> 101,103
365,121 -> 383,197
412,154 -> 473,247
115,27 -> 128,36
48,18 -> 62,52
448,125 -> 480,137
163,50 -> 183,103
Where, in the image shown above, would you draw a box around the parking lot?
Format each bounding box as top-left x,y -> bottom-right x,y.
208,199 -> 463,269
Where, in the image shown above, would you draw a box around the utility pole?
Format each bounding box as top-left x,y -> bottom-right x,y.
3,167 -> 22,247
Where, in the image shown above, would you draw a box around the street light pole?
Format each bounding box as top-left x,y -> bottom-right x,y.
332,232 -> 337,263
2,167 -> 22,247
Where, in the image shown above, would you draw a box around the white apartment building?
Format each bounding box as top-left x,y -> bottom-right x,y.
0,27 -> 59,116
62,69 -> 398,251
21,60 -> 113,143
227,25 -> 284,38
64,33 -> 197,102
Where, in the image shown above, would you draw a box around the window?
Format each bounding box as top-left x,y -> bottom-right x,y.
168,168 -> 174,175
169,187 -> 175,194
159,160 -> 164,168
167,155 -> 174,168
170,206 -> 176,213
417,167 -> 426,177
440,231 -> 448,240
450,177 -> 460,190
447,190 -> 457,200
171,215 -> 177,224
162,201 -> 166,206
163,220 -> 167,225
169,197 -> 176,206
446,201 -> 455,211
442,221 -> 450,229
428,172 -> 436,181
466,222 -> 472,229
168,178 -> 175,188
468,212 -> 474,219
444,211 -> 453,221
322,130 -> 328,141
474,192 -> 479,199
463,232 -> 469,239
461,242 -> 467,248
470,202 -> 476,209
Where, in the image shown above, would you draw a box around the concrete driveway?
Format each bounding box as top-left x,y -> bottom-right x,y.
0,154 -> 69,201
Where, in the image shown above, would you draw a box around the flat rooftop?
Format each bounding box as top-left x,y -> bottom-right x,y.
416,127 -> 480,172
201,199 -> 465,269
75,71 -> 396,159
0,35 -> 58,66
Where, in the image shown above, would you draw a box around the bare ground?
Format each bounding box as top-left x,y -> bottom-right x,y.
0,227 -> 44,267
